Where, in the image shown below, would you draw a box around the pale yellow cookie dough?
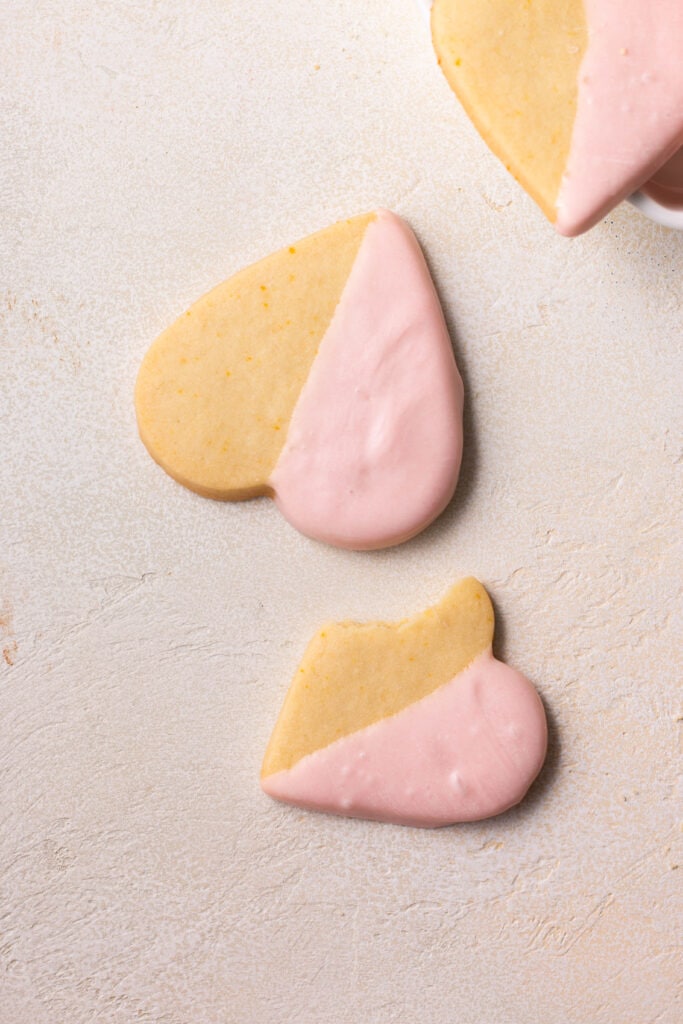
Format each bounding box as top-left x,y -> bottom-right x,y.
135,212 -> 374,500
262,578 -> 494,777
431,0 -> 586,222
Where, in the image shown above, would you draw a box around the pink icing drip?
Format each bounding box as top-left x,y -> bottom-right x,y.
262,650 -> 548,828
556,1 -> 683,235
269,210 -> 464,550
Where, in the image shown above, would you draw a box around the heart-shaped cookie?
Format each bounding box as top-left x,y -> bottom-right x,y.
135,211 -> 464,550
261,578 -> 547,827
431,0 -> 683,234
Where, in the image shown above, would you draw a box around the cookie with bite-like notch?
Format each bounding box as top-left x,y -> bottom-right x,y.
261,578 -> 548,828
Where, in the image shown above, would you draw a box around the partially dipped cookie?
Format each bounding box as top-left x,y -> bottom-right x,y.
261,579 -> 547,828
431,0 -> 683,235
135,211 -> 463,550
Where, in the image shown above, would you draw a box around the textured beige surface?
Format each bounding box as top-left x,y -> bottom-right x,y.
1,2 -> 681,1022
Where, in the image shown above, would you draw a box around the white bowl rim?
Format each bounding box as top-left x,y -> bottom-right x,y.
628,190 -> 683,231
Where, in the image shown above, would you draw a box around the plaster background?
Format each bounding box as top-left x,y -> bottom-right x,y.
1,2 -> 681,1021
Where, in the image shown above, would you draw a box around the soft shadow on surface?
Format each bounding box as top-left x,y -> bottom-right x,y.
487,589 -> 508,662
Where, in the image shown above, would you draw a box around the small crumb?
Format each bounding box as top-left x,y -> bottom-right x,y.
620,47 -> 629,56
289,246 -> 296,254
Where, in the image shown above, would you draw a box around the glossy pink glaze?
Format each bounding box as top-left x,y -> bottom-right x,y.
269,210 -> 463,550
262,650 -> 548,828
556,1 -> 683,235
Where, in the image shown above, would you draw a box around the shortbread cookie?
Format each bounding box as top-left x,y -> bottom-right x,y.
135,210 -> 463,550
431,0 -> 683,235
261,579 -> 547,827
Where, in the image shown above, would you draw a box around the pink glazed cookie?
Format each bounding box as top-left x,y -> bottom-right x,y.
262,579 -> 548,828
431,0 -> 683,234
135,211 -> 464,549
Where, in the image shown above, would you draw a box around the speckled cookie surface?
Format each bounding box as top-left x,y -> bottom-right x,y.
432,0 -> 585,223
135,213 -> 372,500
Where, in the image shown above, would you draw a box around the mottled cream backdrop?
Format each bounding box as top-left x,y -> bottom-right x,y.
2,3 -> 681,1022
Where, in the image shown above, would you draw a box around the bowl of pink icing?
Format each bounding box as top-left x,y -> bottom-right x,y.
629,147 -> 683,230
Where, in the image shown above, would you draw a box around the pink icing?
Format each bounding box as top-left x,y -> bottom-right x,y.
269,210 -> 464,550
556,1 -> 683,235
262,650 -> 548,828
